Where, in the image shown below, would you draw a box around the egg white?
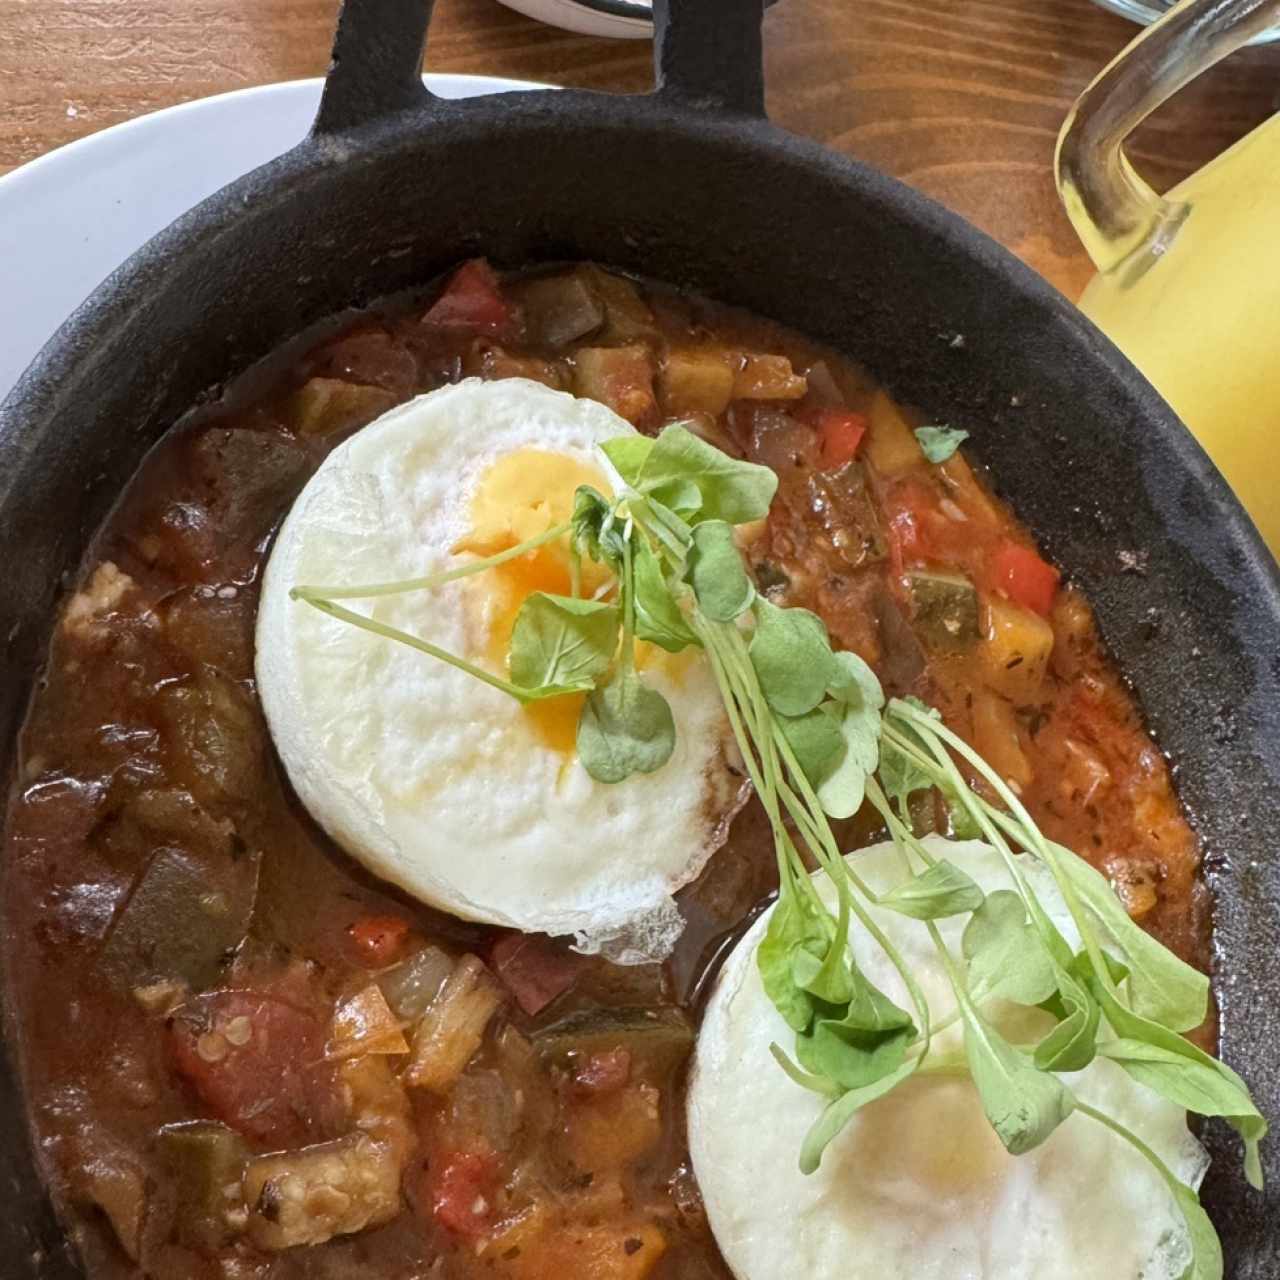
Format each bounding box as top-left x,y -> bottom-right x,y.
688,837 -> 1208,1280
256,379 -> 739,962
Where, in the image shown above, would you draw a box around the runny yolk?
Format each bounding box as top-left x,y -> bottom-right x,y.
456,447 -> 697,756
455,449 -> 611,755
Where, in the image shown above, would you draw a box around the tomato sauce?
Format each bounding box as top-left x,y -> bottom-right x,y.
1,262 -> 1208,1278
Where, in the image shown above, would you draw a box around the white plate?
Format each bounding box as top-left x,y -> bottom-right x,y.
0,73 -> 548,403
497,0 -> 651,39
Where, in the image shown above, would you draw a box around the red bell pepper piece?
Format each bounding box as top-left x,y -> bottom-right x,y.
427,1148 -> 500,1238
987,540 -> 1061,615
347,914 -> 412,969
806,408 -> 868,470
422,259 -> 513,336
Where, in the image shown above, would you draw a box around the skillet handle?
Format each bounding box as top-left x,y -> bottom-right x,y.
313,0 -> 434,135
653,0 -> 766,117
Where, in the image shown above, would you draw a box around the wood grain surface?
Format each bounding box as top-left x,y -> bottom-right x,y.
2,0 -> 1279,299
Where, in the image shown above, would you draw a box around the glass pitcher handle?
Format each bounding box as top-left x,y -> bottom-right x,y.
1056,0 -> 1280,276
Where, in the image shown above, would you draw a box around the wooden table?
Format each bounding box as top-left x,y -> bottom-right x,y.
2,0 -> 1278,300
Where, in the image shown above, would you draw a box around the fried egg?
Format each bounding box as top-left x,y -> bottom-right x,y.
256,379 -> 739,962
689,837 -> 1208,1280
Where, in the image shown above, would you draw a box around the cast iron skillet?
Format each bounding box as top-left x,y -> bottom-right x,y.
1,0 -> 1276,1274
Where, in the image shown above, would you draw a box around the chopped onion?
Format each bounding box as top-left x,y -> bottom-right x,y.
326,985 -> 410,1061
377,945 -> 453,1022
404,955 -> 504,1094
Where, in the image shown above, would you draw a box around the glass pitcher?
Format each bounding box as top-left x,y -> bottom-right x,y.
1056,0 -> 1280,560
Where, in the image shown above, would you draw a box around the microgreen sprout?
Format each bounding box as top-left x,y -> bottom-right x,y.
292,421 -> 1263,1279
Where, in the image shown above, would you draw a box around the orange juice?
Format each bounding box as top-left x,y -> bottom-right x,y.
1076,116 -> 1280,559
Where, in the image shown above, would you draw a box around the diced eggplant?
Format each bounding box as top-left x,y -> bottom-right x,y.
163,590 -> 253,680
873,586 -> 927,695
747,407 -> 817,473
807,463 -> 886,570
158,1121 -> 250,1251
449,1068 -> 522,1154
404,955 -> 504,1094
518,273 -> 606,348
572,344 -> 657,426
802,359 -> 846,407
679,410 -> 746,458
658,349 -> 735,418
530,1006 -> 695,1077
309,327 -> 418,396
979,596 -> 1054,703
101,842 -> 258,993
906,569 -> 980,651
377,945 -> 454,1023
98,787 -> 239,870
243,1134 -> 403,1250
281,377 -> 396,437
466,341 -> 565,388
579,265 -> 659,344
156,667 -> 264,814
187,427 -> 311,547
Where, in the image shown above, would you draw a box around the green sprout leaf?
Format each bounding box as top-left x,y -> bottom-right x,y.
816,651 -> 883,819
635,424 -> 778,525
943,780 -> 983,839
799,1060 -> 918,1174
1034,960 -> 1100,1073
963,890 -> 1058,1006
914,425 -> 969,464
570,485 -> 626,570
599,436 -> 654,489
509,592 -> 619,697
769,1042 -> 841,1097
777,705 -> 846,790
757,893 -> 830,1033
963,1006 -> 1076,1155
879,697 -> 941,811
576,668 -> 675,784
1091,984 -> 1267,1189
795,974 -> 916,1092
880,859 -> 984,921
685,520 -> 754,622
748,599 -> 837,717
1053,843 -> 1209,1033
631,536 -> 698,653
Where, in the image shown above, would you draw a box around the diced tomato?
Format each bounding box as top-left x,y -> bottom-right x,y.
572,1048 -> 632,1097
422,260 -> 513,336
490,931 -> 580,1016
425,1148 -> 500,1238
347,914 -> 412,969
882,480 -> 935,572
168,989 -> 340,1146
882,478 -> 983,578
987,540 -> 1061,616
804,408 -> 868,470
